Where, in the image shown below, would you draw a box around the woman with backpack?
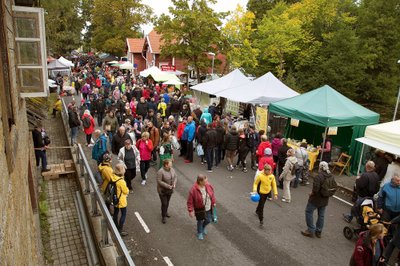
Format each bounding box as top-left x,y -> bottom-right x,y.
279,149 -> 298,203
112,163 -> 130,237
158,134 -> 173,169
82,109 -> 95,146
301,161 -> 337,238
118,139 -> 140,191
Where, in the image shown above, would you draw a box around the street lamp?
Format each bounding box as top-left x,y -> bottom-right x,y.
395,60 -> 400,121
208,52 -> 215,75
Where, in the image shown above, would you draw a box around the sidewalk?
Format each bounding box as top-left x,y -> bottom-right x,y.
41,112 -> 88,265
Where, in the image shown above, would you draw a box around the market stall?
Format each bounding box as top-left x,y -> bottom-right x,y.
269,85 -> 380,173
214,72 -> 299,104
356,120 -> 400,173
47,59 -> 71,78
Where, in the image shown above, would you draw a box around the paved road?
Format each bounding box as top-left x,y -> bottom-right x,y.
64,96 -> 355,266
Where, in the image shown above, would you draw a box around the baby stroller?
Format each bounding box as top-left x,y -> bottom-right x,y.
343,198 -> 381,240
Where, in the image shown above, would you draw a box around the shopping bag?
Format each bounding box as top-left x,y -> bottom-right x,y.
196,144 -> 204,156
212,207 -> 218,223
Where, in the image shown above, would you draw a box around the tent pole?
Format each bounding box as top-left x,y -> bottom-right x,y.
320,127 -> 328,161
357,143 -> 365,175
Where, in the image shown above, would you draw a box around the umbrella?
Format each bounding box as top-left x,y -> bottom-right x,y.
163,79 -> 184,85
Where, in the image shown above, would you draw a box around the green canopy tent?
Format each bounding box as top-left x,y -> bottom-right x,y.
269,85 -> 380,174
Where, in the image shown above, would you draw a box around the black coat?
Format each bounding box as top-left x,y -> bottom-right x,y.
136,102 -> 148,117
32,129 -> 44,148
308,171 -> 331,207
94,99 -> 106,114
356,171 -> 380,198
215,126 -> 225,145
197,125 -> 207,146
278,144 -> 290,166
170,99 -> 181,114
204,129 -> 217,150
111,132 -> 131,155
68,110 -> 81,128
224,130 -> 239,151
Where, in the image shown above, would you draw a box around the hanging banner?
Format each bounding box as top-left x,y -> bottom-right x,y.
256,107 -> 268,132
328,127 -> 338,135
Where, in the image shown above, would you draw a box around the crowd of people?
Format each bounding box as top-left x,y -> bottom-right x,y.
45,57 -> 400,264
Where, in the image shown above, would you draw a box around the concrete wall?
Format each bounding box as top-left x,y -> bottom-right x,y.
0,0 -> 43,264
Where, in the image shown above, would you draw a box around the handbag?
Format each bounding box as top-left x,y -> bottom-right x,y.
196,144 -> 204,156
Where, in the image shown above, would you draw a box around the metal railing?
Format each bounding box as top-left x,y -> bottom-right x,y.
61,98 -> 135,266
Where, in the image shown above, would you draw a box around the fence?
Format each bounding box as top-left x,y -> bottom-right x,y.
61,99 -> 135,266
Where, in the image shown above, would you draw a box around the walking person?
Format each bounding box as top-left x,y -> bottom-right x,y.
136,132 -> 153,185
224,125 -> 239,171
91,130 -> 107,165
99,152 -> 113,210
349,223 -> 386,266
277,138 -> 290,187
177,117 -> 187,157
112,163 -> 130,236
32,126 -> 49,172
118,139 -> 140,191
294,143 -> 309,187
236,128 -> 250,173
279,149 -> 297,203
187,174 -> 216,240
157,159 -> 177,224
159,134 -> 173,169
204,123 -> 217,172
82,109 -> 95,146
301,162 -> 335,238
253,164 -> 278,226
52,96 -> 62,118
215,121 -> 225,168
111,126 -> 131,155
184,116 -> 196,163
102,110 -> 119,150
147,121 -> 160,165
68,106 -> 81,145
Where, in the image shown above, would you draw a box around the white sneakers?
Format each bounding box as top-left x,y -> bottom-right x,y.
141,180 -> 146,186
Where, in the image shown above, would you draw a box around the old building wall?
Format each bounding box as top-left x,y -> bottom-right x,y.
0,0 -> 43,264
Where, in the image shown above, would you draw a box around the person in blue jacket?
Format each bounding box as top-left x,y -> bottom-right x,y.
92,129 -> 108,165
184,116 -> 196,163
200,108 -> 212,125
378,174 -> 400,222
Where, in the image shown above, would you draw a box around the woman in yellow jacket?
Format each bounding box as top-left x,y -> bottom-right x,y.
112,163 -> 130,236
157,97 -> 167,119
52,96 -> 62,118
253,164 -> 278,226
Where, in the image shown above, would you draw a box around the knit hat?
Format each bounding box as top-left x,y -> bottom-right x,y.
264,148 -> 272,156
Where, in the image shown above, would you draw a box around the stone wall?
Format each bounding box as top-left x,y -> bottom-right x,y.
0,0 -> 43,264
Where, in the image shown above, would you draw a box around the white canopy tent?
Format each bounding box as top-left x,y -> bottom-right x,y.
191,69 -> 250,95
58,56 -> 74,67
120,61 -> 134,70
163,79 -> 184,85
47,59 -> 71,78
140,66 -> 162,77
215,72 -> 299,104
356,120 -> 400,156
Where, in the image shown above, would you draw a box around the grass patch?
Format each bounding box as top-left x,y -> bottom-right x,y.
38,181 -> 53,264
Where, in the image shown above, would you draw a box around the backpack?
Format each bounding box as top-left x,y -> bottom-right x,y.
104,178 -> 123,206
290,161 -> 298,175
82,116 -> 91,128
43,135 -> 51,145
320,175 -> 338,197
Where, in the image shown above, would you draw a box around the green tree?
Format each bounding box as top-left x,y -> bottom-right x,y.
222,5 -> 259,74
81,0 -> 94,53
91,0 -> 152,56
247,0 -> 300,25
155,0 -> 225,83
40,0 -> 83,55
355,0 -> 400,105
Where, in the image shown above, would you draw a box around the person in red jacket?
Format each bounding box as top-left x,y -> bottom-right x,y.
256,135 -> 272,162
82,109 -> 95,146
256,148 -> 276,178
136,132 -> 153,186
350,223 -> 386,266
187,174 -> 216,240
177,118 -> 187,157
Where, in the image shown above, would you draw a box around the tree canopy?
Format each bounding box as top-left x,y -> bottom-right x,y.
90,0 -> 152,56
155,0 -> 226,82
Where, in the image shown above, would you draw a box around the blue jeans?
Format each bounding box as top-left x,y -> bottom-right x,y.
197,210 -> 212,235
70,126 -> 78,145
113,207 -> 127,230
206,148 -> 215,170
35,150 -> 47,170
305,202 -> 326,233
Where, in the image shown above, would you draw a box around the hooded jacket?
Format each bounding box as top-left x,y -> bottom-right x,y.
279,156 -> 298,181
308,170 -> 332,207
99,162 -> 113,192
256,141 -> 272,160
184,121 -> 196,142
187,183 -> 216,213
350,231 -> 385,266
92,134 -> 107,163
82,113 -> 95,135
204,128 -> 217,150
110,174 -> 129,209
271,138 -> 282,157
68,110 -> 81,128
224,129 -> 239,151
199,108 -> 212,125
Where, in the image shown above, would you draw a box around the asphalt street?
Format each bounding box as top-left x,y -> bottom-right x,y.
64,96 -> 356,266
